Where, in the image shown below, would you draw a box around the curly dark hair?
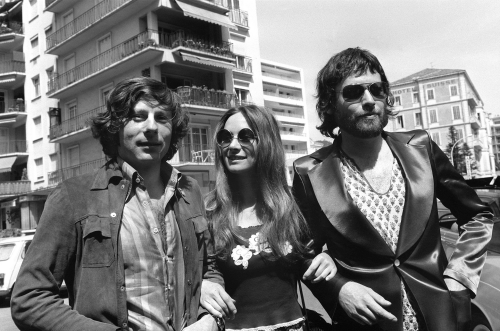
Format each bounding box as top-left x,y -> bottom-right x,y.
91,77 -> 189,161
316,47 -> 395,137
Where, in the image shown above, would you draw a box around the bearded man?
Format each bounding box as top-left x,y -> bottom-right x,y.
293,47 -> 493,331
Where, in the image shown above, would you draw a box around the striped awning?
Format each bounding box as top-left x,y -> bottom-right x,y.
175,1 -> 235,29
180,52 -> 234,70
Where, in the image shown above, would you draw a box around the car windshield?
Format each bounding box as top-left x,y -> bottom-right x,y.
0,243 -> 15,261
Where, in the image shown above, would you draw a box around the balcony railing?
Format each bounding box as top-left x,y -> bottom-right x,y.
50,105 -> 105,139
204,0 -> 229,8
47,0 -> 133,50
176,143 -> 214,164
0,21 -> 23,35
0,180 -> 30,195
48,30 -> 164,94
263,91 -> 302,101
234,56 -> 252,73
175,86 -> 236,108
262,71 -> 301,83
47,158 -> 106,186
0,60 -> 25,74
0,140 -> 27,154
229,9 -> 248,27
46,0 -> 57,7
284,149 -> 308,155
163,30 -> 234,59
280,131 -> 306,137
272,110 -> 304,119
0,100 -> 25,113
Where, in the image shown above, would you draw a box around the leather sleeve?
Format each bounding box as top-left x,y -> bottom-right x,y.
426,133 -> 493,297
10,184 -> 118,331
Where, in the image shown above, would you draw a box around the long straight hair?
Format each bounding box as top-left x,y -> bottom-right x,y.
205,105 -> 309,261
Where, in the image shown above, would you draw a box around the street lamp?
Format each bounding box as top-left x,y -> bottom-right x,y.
450,135 -> 473,167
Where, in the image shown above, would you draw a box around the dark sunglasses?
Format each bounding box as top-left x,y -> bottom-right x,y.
216,128 -> 258,148
339,82 -> 389,102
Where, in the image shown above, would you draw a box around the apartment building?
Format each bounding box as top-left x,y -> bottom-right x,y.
489,115 -> 500,172
387,68 -> 494,177
0,0 -> 312,230
261,59 -> 309,184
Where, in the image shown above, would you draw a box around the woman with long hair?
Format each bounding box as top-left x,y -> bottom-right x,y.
200,105 -> 336,330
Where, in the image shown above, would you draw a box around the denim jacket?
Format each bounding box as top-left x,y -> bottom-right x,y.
11,162 -> 223,331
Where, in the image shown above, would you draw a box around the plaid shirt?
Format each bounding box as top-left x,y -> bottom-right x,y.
119,159 -> 185,331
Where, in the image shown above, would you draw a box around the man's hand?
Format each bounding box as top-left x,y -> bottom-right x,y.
200,280 -> 237,319
339,281 -> 397,325
303,252 -> 337,283
183,314 -> 218,331
444,278 -> 467,291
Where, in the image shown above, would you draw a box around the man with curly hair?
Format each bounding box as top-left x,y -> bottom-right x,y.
12,77 -> 223,331
293,48 -> 493,331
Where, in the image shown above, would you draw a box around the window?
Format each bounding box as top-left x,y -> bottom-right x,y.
97,34 -> 111,54
456,128 -> 464,141
30,0 -> 38,19
32,76 -> 40,98
31,36 -> 39,57
49,153 -> 58,172
33,116 -> 42,137
235,88 -> 251,105
396,115 -> 404,129
67,145 -> 80,167
429,109 -> 437,124
66,101 -> 77,119
413,92 -> 419,103
427,89 -> 435,100
35,157 -> 43,180
450,85 -> 458,97
452,106 -> 461,120
395,96 -> 401,106
100,83 -> 113,105
415,112 -> 422,126
431,132 -> 440,145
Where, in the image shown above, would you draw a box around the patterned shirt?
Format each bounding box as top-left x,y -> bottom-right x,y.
119,159 -> 185,331
339,151 -> 421,331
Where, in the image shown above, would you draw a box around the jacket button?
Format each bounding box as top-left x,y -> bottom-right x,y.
394,259 -> 400,267
122,322 -> 127,327
120,286 -> 125,291
111,212 -> 117,218
184,246 -> 188,251
187,279 -> 192,286
153,227 -> 159,234
121,184 -> 125,189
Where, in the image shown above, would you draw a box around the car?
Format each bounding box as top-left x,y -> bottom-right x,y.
438,187 -> 500,331
0,231 -> 33,302
0,229 -> 67,303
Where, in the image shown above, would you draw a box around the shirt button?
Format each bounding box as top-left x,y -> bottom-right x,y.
135,178 -> 141,183
184,246 -> 189,251
187,279 -> 192,286
120,286 -> 125,291
121,184 -> 125,189
394,259 -> 400,267
122,322 -> 127,327
110,212 -> 117,218
153,227 -> 159,234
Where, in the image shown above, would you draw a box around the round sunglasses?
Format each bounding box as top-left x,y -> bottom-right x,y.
216,128 -> 258,148
338,82 -> 389,102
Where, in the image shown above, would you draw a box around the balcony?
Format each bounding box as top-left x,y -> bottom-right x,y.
271,110 -> 304,119
175,86 -> 236,113
264,90 -> 303,101
262,71 -> 301,84
0,21 -> 24,51
280,131 -> 307,142
470,114 -> 481,130
50,105 -> 105,143
284,149 -> 308,158
0,99 -> 27,127
47,158 -> 106,186
0,180 -> 30,196
46,0 -> 156,55
47,30 -> 165,99
171,143 -> 215,168
229,9 -> 249,27
0,140 -> 27,156
233,56 -> 252,75
0,60 -> 25,87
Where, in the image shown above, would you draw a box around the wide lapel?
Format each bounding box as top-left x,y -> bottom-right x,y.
308,139 -> 394,257
386,133 -> 434,256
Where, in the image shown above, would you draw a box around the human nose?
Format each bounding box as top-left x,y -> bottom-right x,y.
144,115 -> 158,132
361,88 -> 375,107
227,136 -> 241,149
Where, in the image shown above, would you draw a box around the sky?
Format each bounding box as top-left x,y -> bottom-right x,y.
255,0 -> 500,141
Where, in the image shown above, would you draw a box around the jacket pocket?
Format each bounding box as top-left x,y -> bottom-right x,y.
82,215 -> 115,268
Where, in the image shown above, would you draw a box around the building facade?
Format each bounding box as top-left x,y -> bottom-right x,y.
489,115 -> 500,173
0,0 -> 310,230
387,68 -> 494,178
260,59 -> 309,184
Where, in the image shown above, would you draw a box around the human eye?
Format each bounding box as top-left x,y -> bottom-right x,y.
156,111 -> 173,123
131,112 -> 146,121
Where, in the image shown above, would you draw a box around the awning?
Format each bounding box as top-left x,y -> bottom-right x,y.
0,156 -> 17,173
180,52 -> 234,70
175,1 -> 235,29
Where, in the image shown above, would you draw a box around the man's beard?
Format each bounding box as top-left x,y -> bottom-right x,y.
336,108 -> 389,138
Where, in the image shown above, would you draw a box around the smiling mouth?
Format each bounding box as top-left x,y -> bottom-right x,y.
137,142 -> 162,147
228,155 -> 246,160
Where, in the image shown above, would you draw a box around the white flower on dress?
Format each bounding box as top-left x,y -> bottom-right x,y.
231,232 -> 293,269
231,245 -> 253,269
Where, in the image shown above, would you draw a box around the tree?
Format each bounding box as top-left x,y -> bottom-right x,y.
445,126 -> 476,177
462,142 -> 477,177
